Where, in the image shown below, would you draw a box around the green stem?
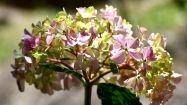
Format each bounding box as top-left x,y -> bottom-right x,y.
84,84 -> 92,105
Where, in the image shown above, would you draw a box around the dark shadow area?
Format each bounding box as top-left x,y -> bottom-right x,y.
173,0 -> 187,9
0,0 -> 108,10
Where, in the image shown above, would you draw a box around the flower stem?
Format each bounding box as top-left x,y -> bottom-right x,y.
84,83 -> 92,105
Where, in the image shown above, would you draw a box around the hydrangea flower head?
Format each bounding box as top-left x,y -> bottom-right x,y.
11,5 -> 181,105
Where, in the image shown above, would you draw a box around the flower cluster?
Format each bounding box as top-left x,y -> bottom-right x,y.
11,5 -> 181,104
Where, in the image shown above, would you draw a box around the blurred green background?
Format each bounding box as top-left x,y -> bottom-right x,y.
0,0 -> 187,105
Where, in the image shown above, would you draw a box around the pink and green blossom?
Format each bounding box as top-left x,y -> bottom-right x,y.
11,5 -> 181,105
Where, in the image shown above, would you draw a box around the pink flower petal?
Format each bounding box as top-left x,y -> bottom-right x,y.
113,34 -> 126,46
113,16 -> 122,26
171,73 -> 182,84
100,5 -> 117,21
35,33 -> 41,47
68,29 -> 76,38
139,27 -> 147,33
128,51 -> 142,61
63,76 -> 69,90
74,61 -> 87,70
142,47 -> 156,61
51,20 -> 57,28
46,35 -> 54,45
126,38 -> 139,49
17,79 -> 25,92
89,27 -> 97,38
143,62 -> 151,71
51,80 -> 62,91
24,56 -> 32,63
77,32 -> 90,45
111,49 -> 125,64
89,59 -> 99,73
113,41 -> 121,50
67,39 -> 76,46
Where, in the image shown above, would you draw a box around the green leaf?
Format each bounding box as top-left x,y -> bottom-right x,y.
39,63 -> 85,84
32,52 -> 46,63
110,62 -> 119,74
42,17 -> 51,27
101,32 -> 110,42
31,21 -> 46,35
97,83 -> 142,105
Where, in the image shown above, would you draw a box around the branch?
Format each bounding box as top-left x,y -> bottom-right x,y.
47,58 -> 74,70
82,70 -> 90,84
90,70 -> 111,84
